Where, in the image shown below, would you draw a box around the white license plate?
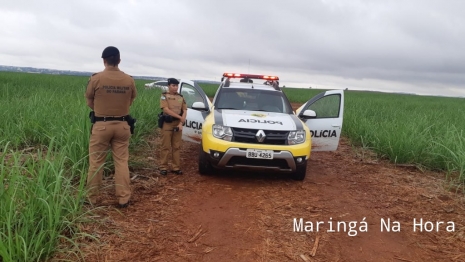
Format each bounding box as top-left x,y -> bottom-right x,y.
246,149 -> 274,159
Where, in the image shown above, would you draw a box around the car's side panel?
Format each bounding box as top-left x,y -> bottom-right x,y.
299,90 -> 344,151
179,80 -> 211,144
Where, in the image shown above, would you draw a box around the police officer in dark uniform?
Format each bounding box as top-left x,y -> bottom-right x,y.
159,78 -> 187,175
85,46 -> 137,208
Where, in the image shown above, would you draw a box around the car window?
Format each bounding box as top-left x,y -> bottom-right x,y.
215,89 -> 292,113
305,94 -> 341,118
181,83 -> 204,108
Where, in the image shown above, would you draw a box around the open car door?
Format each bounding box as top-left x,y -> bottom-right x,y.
178,80 -> 212,143
296,90 -> 344,151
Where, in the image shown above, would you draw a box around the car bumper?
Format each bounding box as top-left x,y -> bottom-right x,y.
205,148 -> 307,172
202,132 -> 310,172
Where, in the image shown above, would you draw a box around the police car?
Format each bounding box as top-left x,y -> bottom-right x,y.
176,73 -> 344,180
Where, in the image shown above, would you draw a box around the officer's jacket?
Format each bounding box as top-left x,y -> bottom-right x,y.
85,67 -> 137,117
160,92 -> 187,115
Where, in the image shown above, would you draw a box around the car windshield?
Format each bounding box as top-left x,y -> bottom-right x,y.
215,88 -> 292,114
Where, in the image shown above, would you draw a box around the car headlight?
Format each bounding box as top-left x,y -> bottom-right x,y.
212,125 -> 233,141
288,130 -> 306,145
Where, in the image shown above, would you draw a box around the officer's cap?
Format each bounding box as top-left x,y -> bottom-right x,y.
167,78 -> 179,85
101,46 -> 120,58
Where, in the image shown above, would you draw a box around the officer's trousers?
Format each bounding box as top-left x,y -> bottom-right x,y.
159,120 -> 182,171
86,121 -> 131,205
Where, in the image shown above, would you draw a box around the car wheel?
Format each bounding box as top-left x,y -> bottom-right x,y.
198,146 -> 213,175
292,160 -> 307,181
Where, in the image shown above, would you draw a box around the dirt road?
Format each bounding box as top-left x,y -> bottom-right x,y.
78,134 -> 465,262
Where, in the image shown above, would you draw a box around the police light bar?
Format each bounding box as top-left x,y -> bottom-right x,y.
223,73 -> 279,80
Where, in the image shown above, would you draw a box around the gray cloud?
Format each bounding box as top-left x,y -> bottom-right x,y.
1,0 -> 464,96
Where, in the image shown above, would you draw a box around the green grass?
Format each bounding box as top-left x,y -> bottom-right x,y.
0,141 -> 89,262
0,72 -> 163,261
343,91 -> 465,176
197,83 -> 220,97
1,72 -> 465,260
282,88 -> 325,103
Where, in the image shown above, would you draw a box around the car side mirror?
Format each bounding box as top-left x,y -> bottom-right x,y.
301,109 -> 316,119
192,102 -> 207,111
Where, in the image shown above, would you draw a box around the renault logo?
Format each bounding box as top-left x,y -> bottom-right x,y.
256,130 -> 266,143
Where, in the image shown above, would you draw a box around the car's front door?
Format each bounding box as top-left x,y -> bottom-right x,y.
296,90 -> 344,151
178,80 -> 211,143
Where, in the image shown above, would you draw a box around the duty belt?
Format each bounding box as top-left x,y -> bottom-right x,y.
94,116 -> 126,122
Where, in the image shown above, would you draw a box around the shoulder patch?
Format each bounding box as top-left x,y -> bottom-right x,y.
87,73 -> 98,85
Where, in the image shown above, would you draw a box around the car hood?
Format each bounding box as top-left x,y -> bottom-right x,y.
218,110 -> 301,131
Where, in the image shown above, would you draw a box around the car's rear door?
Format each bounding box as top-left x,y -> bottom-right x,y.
178,80 -> 212,143
296,90 -> 344,151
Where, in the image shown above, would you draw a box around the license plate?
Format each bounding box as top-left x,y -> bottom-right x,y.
246,149 -> 273,159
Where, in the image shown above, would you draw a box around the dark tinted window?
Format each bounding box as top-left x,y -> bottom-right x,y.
215,89 -> 292,113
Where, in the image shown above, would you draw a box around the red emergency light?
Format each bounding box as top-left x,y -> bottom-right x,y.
222,73 -> 279,80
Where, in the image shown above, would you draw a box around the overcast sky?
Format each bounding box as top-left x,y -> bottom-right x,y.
1,0 -> 465,97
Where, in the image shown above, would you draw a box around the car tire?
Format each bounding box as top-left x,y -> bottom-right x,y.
198,146 -> 213,175
292,160 -> 307,181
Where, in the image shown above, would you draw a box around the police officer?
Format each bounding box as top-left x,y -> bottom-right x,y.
159,78 -> 187,175
84,46 -> 137,208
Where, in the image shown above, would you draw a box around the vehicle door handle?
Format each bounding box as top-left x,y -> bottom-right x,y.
332,124 -> 341,127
